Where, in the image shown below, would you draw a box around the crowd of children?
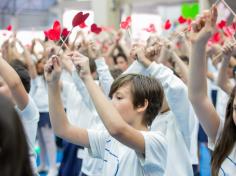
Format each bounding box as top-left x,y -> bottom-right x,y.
0,4 -> 235,176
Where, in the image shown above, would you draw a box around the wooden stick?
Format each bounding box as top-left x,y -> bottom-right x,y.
57,27 -> 74,55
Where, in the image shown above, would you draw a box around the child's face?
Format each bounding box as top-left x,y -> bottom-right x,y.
116,56 -> 128,71
111,83 -> 138,125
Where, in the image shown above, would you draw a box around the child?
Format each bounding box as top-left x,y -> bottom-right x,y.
0,58 -> 39,175
45,53 -> 167,176
0,95 -> 33,176
188,5 -> 236,176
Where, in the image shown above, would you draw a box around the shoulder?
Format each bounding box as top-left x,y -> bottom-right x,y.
16,95 -> 39,121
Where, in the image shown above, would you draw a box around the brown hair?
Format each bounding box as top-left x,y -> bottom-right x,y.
0,95 -> 33,176
109,73 -> 164,126
211,86 -> 236,176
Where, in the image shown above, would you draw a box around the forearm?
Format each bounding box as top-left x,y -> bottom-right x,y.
84,76 -> 127,135
146,62 -> 191,147
188,43 -> 208,100
95,58 -> 114,96
23,51 -> 37,79
0,58 -> 29,109
172,52 -> 189,83
48,82 -> 70,136
217,57 -> 233,95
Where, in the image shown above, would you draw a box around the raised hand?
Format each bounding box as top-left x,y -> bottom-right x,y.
44,55 -> 62,84
87,40 -> 101,59
190,5 -> 218,44
222,42 -> 235,59
68,51 -> 91,81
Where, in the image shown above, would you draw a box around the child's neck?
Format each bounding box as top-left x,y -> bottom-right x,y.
132,122 -> 148,131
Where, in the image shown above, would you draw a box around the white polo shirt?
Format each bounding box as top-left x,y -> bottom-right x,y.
87,130 -> 167,176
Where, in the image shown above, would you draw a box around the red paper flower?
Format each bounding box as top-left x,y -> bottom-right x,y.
47,20 -> 61,41
6,25 -> 12,31
217,20 -> 226,30
211,32 -> 221,43
91,23 -> 102,34
79,22 -> 87,28
72,12 -> 89,27
61,28 -> 70,37
164,20 -> 171,30
120,16 -> 131,30
143,24 -> 156,33
178,16 -> 187,24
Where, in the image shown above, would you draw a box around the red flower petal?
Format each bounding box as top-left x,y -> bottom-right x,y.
178,16 -> 187,24
217,20 -> 226,30
72,12 -> 89,27
61,28 -> 70,37
91,23 -> 102,34
6,25 -> 12,31
79,22 -> 87,28
47,29 -> 60,41
120,21 -> 129,29
120,16 -> 131,30
53,20 -> 61,34
211,32 -> 221,43
164,20 -> 171,30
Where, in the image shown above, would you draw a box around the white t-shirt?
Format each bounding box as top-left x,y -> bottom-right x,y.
87,130 -> 167,176
216,88 -> 229,120
16,96 -> 39,175
30,76 -> 49,112
209,119 -> 236,176
63,80 -> 105,176
151,111 -> 194,176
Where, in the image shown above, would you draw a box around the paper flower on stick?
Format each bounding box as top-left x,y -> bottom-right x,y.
61,28 -> 70,38
164,20 -> 171,30
143,24 -> 156,33
120,16 -> 131,30
46,20 -> 61,41
178,16 -> 187,24
91,23 -> 102,34
72,12 -> 89,28
6,25 -> 12,31
217,20 -> 227,30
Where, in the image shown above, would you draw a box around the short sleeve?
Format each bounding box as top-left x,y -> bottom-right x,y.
137,131 -> 167,175
87,129 -> 110,159
15,95 -> 39,174
208,119 -> 224,150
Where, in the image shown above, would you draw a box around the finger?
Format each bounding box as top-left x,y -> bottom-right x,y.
191,21 -> 198,33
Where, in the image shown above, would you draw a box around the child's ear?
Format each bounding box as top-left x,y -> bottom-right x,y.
136,99 -> 149,113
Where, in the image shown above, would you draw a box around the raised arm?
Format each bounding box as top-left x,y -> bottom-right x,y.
171,52 -> 189,84
44,55 -> 90,147
216,43 -> 235,95
87,41 -> 114,96
71,52 -> 147,154
188,6 -> 220,141
0,57 -> 28,110
136,46 -> 193,148
17,40 -> 37,79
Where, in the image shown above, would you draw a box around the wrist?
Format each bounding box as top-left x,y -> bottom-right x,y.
82,74 -> 93,83
48,80 -> 60,88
